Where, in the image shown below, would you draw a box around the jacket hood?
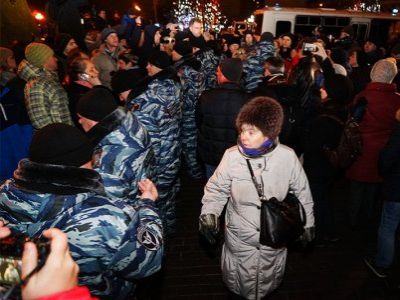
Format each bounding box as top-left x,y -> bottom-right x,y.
17,59 -> 41,81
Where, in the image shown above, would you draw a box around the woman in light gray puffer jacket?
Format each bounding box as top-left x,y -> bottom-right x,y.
200,97 -> 315,299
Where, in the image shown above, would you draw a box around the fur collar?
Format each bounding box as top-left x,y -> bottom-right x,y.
87,107 -> 127,146
13,159 -> 105,195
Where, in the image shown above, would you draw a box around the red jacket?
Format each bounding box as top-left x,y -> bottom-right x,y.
37,286 -> 97,300
346,82 -> 400,183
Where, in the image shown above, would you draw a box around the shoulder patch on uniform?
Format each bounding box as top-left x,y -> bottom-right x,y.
137,226 -> 162,251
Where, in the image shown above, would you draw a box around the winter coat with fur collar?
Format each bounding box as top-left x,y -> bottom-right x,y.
0,159 -> 163,298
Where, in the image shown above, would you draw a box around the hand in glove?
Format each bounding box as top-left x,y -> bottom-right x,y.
299,226 -> 315,246
199,214 -> 219,245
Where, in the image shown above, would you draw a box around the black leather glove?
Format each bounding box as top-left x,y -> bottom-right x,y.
199,214 -> 219,245
299,226 -> 315,246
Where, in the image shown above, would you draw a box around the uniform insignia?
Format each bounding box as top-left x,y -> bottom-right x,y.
92,149 -> 102,168
137,226 -> 162,251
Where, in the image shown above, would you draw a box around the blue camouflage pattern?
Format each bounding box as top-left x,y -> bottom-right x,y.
196,49 -> 219,90
243,40 -> 275,92
0,177 -> 163,299
92,108 -> 155,203
178,64 -> 205,178
128,76 -> 182,236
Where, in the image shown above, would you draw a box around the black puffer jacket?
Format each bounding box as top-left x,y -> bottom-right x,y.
196,82 -> 250,166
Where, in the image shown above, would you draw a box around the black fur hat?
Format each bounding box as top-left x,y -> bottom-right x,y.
236,97 -> 284,140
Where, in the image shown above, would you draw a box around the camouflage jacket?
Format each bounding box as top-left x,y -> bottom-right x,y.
87,108 -> 154,203
195,48 -> 219,90
0,159 -> 163,298
243,40 -> 275,92
18,60 -> 73,129
127,69 -> 182,187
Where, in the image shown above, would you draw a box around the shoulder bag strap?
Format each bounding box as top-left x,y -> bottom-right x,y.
246,159 -> 267,202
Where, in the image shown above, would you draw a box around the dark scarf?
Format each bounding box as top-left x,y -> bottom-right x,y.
13,159 -> 105,196
237,139 -> 276,158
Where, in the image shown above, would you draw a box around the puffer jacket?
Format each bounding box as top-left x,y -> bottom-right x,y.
243,40 -> 275,92
0,159 -> 163,299
346,82 -> 400,183
201,144 -> 314,299
87,107 -> 154,202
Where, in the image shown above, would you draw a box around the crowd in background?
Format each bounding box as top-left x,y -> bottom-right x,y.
0,5 -> 400,299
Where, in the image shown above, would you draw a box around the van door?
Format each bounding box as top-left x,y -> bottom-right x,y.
350,18 -> 370,42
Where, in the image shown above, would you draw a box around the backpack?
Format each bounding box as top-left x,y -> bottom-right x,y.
321,97 -> 367,169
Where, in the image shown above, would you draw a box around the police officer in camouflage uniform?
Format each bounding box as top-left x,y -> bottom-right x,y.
172,40 -> 205,178
243,32 -> 276,92
187,18 -> 220,91
127,50 -> 181,237
0,123 -> 163,299
76,86 -> 154,202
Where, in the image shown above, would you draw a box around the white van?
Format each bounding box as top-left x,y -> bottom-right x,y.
253,7 -> 400,43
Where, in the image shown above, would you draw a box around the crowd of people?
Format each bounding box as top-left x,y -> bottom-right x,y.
0,7 -> 400,300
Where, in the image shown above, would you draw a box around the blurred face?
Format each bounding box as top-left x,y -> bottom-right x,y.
119,90 -> 131,101
118,59 -> 131,70
281,36 -> 292,48
154,31 -> 161,45
245,34 -> 253,45
146,63 -> 161,76
64,39 -> 78,55
239,124 -> 268,149
349,51 -> 357,67
364,41 -> 376,53
84,60 -> 99,78
6,55 -> 16,70
190,21 -> 203,37
171,50 -> 182,62
77,114 -> 98,132
99,10 -> 106,19
44,55 -> 58,71
105,33 -> 119,48
229,43 -> 239,54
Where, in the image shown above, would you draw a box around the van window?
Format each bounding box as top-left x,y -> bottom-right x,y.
255,14 -> 263,35
276,21 -> 291,37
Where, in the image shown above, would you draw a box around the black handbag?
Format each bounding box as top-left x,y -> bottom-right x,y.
246,159 -> 306,248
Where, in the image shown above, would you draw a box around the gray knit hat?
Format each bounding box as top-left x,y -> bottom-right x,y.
370,59 -> 398,83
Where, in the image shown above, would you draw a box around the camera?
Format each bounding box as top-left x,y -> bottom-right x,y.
0,233 -> 50,285
302,42 -> 317,52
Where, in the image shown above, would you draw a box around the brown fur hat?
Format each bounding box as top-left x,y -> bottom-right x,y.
236,96 -> 284,140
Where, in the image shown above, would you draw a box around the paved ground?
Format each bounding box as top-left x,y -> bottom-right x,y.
137,173 -> 400,300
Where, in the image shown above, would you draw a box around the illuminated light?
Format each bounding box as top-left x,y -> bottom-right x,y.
319,3 -> 323,7
33,11 -> 45,21
392,7 -> 398,16
134,5 -> 141,11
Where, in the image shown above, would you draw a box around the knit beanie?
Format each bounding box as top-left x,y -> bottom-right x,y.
190,36 -> 206,50
101,28 -> 117,42
173,40 -> 192,57
77,87 -> 118,121
324,74 -> 354,104
148,50 -> 172,69
29,123 -> 93,167
236,97 -> 284,140
54,33 -> 73,54
0,47 -> 13,69
220,58 -> 243,82
370,59 -> 398,83
111,69 -> 144,94
25,42 -> 54,68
